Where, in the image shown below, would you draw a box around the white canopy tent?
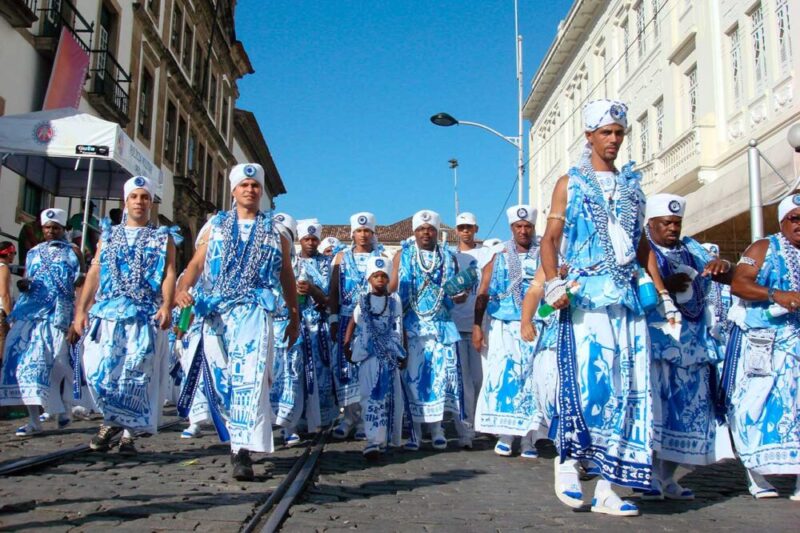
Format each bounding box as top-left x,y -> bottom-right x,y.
0,108 -> 162,249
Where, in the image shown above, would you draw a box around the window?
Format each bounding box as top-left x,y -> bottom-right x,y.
182,24 -> 193,73
208,73 -> 218,119
750,4 -> 767,93
655,98 -> 664,151
776,0 -> 792,73
197,143 -> 206,185
170,4 -> 182,52
176,117 -> 187,174
600,49 -> 609,97
22,182 -> 44,217
638,113 -> 649,161
636,3 -> 647,58
187,132 -> 197,174
687,66 -> 698,125
193,42 -> 203,89
204,154 -> 214,201
147,0 -> 159,18
163,100 -> 177,163
729,26 -> 743,107
622,18 -> 630,75
137,68 -> 153,140
221,96 -> 229,139
652,0 -> 660,38
216,172 -> 225,208
626,127 -> 633,162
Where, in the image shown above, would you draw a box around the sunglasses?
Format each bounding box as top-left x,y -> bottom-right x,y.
786,215 -> 800,224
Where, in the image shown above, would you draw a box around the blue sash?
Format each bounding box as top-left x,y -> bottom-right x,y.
554,308 -> 592,460
718,324 -> 743,416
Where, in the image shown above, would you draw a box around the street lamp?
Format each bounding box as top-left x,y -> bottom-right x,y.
449,158 -> 459,217
429,1 -> 526,205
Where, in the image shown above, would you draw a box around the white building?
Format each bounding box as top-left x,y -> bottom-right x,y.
0,0 -> 284,268
523,0 -> 799,256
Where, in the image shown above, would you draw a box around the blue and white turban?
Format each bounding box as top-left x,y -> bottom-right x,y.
124,175 -> 154,201
506,204 -> 537,225
297,218 -> 322,240
583,99 -> 628,132
778,193 -> 800,222
366,256 -> 390,279
229,163 -> 265,190
40,208 -> 67,227
646,193 -> 686,221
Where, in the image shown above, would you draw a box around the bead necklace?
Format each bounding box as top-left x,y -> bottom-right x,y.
649,235 -> 706,321
410,243 -> 446,318
105,224 -> 159,304
365,292 -> 389,317
778,233 -> 800,326
340,247 -> 376,306
495,239 -> 538,310
211,210 -> 272,298
35,240 -> 74,301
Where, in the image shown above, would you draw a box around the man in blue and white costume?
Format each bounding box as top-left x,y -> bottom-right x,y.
293,219 -> 336,435
75,176 -> 179,456
328,212 -> 386,440
1,208 -> 83,436
176,163 -> 299,481
389,209 -> 465,451
450,211 -> 490,449
722,194 -> 800,501
644,193 -> 734,500
539,99 -> 666,516
269,212 -> 305,445
473,205 -> 544,458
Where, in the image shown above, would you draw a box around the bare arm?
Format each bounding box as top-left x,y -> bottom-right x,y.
154,238 -> 177,330
279,235 -> 300,346
328,252 -> 342,315
730,239 -> 796,306
473,257 -> 494,327
520,267 -> 546,342
73,240 -> 102,335
540,175 -> 568,281
388,251 -> 401,294
175,228 -> 210,308
0,266 -> 11,315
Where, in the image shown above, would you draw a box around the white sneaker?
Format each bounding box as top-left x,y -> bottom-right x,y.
181,424 -> 203,439
15,423 -> 42,437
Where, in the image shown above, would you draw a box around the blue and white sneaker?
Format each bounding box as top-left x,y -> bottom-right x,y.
332,420 -> 353,440
520,447 -> 539,459
285,432 -> 301,447
181,424 -> 203,439
591,494 -> 639,517
57,415 -> 71,429
354,430 -> 367,441
403,438 -> 420,451
432,436 -> 448,450
663,482 -> 694,500
363,443 -> 381,460
15,423 -> 42,437
494,440 -> 513,457
554,459 -> 584,509
39,413 -> 51,423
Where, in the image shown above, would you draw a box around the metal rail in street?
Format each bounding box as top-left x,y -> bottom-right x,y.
0,418 -> 183,476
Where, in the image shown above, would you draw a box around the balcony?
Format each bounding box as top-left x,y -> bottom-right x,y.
0,0 -> 38,28
34,0 -> 93,58
87,49 -> 131,126
660,127 -> 699,186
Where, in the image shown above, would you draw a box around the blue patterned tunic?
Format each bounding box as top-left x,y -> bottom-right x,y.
83,220 -> 179,433
0,239 -> 80,412
397,240 -> 463,422
554,162 -> 653,489
722,233 -> 800,475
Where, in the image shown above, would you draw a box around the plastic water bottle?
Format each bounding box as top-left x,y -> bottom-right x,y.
177,306 -> 193,333
297,268 -> 309,306
765,304 -> 790,319
638,269 -> 659,312
537,283 -> 579,318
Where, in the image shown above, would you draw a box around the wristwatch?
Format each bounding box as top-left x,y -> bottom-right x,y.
767,287 -> 777,303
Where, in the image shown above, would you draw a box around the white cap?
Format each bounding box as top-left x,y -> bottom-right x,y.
646,193 -> 686,221
702,243 -> 720,257
297,218 -> 322,240
366,256 -> 390,279
124,175 -> 154,201
778,193 -> 800,223
273,212 -> 297,241
40,208 -> 67,227
412,209 -> 440,232
583,99 -> 628,132
321,236 -> 341,251
506,204 -> 537,225
229,163 -> 265,191
455,212 -> 477,226
350,212 -> 376,235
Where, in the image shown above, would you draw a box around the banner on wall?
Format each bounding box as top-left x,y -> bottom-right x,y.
43,27 -> 90,110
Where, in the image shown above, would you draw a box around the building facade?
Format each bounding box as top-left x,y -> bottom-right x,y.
524,0 -> 798,257
0,0 -> 284,267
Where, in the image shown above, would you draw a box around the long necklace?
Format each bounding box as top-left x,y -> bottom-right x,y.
778,234 -> 800,326
35,241 -> 74,301
105,224 -> 158,304
341,248 -> 374,306
410,244 -> 446,318
496,239 -> 538,310
211,210 -> 272,297
649,235 -> 706,321
366,292 -> 389,317
362,292 -> 400,368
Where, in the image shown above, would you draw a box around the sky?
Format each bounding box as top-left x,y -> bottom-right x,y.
234,0 -> 574,240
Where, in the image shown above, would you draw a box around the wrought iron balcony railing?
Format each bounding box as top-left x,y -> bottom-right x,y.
38,0 -> 93,52
89,48 -> 131,120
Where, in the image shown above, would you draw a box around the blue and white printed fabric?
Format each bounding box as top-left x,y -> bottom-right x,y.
84,221 -> 179,433
334,246 -> 384,406
352,292 -> 406,447
397,241 -> 463,423
648,237 -> 722,466
555,162 -> 653,489
725,233 -> 800,475
185,211 -> 283,452
0,239 -> 80,413
476,243 -> 543,435
270,303 -> 303,429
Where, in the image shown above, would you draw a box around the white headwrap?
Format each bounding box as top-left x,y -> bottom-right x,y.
412,209 -> 440,232
366,256 -> 390,279
350,212 -> 376,235
778,193 -> 800,223
229,163 -> 265,191
124,175 -> 155,201
297,218 -> 322,240
40,208 -> 67,227
583,99 -> 628,132
273,212 -> 297,241
701,243 -> 720,257
646,193 -> 686,221
321,236 -> 341,251
455,212 -> 477,226
506,204 -> 537,225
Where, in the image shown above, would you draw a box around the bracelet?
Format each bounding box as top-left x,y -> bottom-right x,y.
547,213 -> 566,222
327,314 -> 339,325
738,256 -> 757,267
658,289 -> 670,295
721,259 -> 732,272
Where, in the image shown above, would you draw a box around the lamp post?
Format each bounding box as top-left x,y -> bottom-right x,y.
430,0 -> 526,205
449,158 -> 459,217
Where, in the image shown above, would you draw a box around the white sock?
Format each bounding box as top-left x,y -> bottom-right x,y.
498,434 -> 514,446
411,422 -> 422,442
557,458 -> 581,492
27,406 -> 41,428
594,480 -> 624,507
430,423 -> 444,439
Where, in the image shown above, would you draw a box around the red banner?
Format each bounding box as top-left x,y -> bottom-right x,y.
43,27 -> 90,110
